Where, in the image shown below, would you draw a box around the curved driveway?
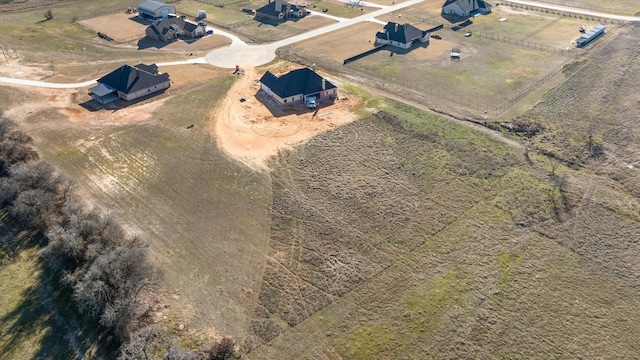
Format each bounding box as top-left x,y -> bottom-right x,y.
204,0 -> 423,68
1,0 -> 638,86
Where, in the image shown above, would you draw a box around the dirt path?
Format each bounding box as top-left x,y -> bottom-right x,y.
212,67 -> 361,170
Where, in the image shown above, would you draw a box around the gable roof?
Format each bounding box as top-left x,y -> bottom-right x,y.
97,64 -> 169,95
375,22 -> 428,43
443,0 -> 480,13
148,18 -> 201,36
138,0 -> 173,12
260,68 -> 336,98
256,0 -> 303,16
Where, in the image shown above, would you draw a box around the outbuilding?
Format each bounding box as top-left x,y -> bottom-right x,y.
137,0 -> 177,20
89,64 -> 170,104
259,67 -> 337,105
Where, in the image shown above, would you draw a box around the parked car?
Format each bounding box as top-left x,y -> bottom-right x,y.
430,34 -> 442,39
464,32 -> 472,37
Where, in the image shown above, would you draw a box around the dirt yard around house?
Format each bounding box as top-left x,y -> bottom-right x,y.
79,12 -> 150,43
79,11 -> 232,52
212,65 -> 363,170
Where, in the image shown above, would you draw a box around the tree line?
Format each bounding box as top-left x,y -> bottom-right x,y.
0,114 -> 238,359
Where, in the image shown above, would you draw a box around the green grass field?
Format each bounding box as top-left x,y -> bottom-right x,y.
1,0 -> 640,358
245,97 -> 640,359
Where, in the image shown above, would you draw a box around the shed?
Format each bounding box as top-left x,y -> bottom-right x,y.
137,0 -> 177,20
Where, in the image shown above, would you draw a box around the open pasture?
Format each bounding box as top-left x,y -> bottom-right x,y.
232,13 -> 337,42
288,20 -> 570,111
178,0 -> 254,26
525,0 -> 640,16
286,21 -> 382,62
307,0 -> 379,18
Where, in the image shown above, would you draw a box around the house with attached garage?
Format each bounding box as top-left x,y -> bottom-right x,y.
146,18 -> 205,42
259,67 -> 337,105
136,0 -> 177,20
89,64 -> 170,104
255,0 -> 307,23
442,0 -> 491,17
375,22 -> 430,49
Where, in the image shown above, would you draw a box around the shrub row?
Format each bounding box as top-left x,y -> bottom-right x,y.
0,116 -> 152,346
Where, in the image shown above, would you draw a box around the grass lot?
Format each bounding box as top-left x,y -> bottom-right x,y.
245,97 -> 640,358
179,0 -> 254,26
306,0 -> 377,18
285,22 -> 570,112
525,0 -> 640,15
0,1 -> 208,82
15,73 -> 274,346
0,212 -> 112,359
2,0 -> 640,358
231,12 -> 337,43
520,26 -> 640,197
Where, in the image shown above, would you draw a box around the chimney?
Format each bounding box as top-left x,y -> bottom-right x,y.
322,78 -> 326,90
312,63 -> 317,72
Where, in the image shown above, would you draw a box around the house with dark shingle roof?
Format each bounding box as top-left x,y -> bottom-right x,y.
89,64 -> 170,104
442,0 -> 491,18
146,18 -> 205,42
375,22 -> 430,49
255,0 -> 307,23
259,67 -> 337,105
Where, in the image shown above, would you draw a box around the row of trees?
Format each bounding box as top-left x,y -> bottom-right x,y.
0,114 -> 239,358
0,116 -> 152,345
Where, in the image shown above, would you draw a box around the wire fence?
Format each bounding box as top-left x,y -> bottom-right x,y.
500,0 -> 638,16
494,2 -> 631,24
418,15 -> 580,56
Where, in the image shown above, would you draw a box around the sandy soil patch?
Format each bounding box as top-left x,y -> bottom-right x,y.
212,67 -> 361,170
291,21 -> 382,62
79,12 -> 149,43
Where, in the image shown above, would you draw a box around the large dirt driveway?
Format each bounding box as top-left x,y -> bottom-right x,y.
212,66 -> 361,170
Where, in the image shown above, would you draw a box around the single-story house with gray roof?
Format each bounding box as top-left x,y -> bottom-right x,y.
375,22 -> 429,49
89,63 -> 170,104
259,67 -> 337,105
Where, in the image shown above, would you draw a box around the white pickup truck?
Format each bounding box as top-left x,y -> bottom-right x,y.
304,95 -> 317,109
